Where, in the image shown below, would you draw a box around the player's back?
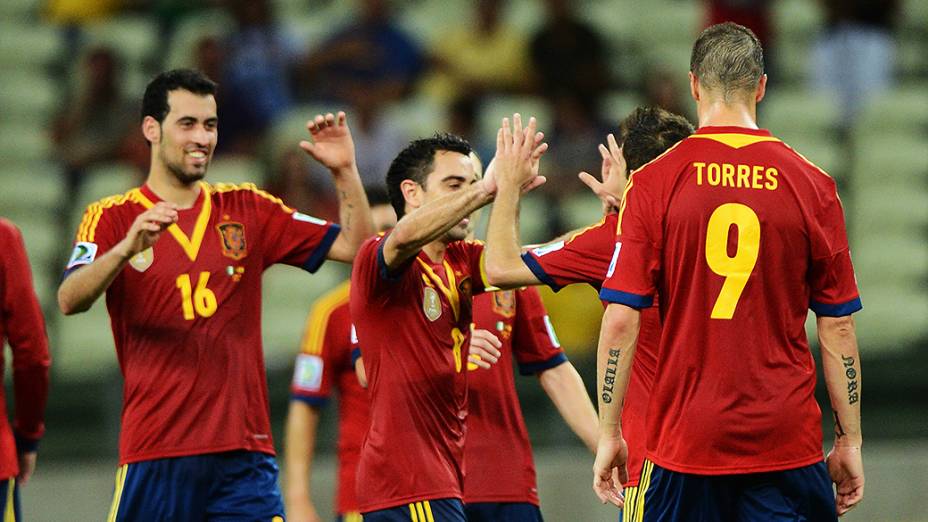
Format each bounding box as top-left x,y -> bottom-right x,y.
630,126 -> 860,474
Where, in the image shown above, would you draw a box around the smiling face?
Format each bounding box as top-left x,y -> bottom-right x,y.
146,89 -> 218,185
419,151 -> 478,242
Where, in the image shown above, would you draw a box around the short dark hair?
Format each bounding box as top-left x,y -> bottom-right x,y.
385,133 -> 472,218
619,107 -> 694,171
141,69 -> 217,125
690,22 -> 764,101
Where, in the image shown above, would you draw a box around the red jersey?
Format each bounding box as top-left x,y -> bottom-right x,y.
289,281 -> 369,515
350,235 -> 485,512
464,287 -> 566,505
66,182 -> 339,464
522,214 -> 659,487
601,126 -> 862,474
0,219 -> 50,479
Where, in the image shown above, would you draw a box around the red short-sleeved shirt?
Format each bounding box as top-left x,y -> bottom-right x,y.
521,214 -> 659,487
290,281 -> 369,515
66,182 -> 339,464
350,235 -> 485,512
464,287 -> 566,505
601,127 -> 861,474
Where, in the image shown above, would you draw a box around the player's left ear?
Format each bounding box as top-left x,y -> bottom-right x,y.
755,74 -> 768,104
142,116 -> 162,145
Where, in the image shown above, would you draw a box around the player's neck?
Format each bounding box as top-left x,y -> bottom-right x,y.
697,99 -> 759,130
421,241 -> 447,264
145,165 -> 201,209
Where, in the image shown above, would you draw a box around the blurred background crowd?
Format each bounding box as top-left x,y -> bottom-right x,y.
0,0 -> 926,520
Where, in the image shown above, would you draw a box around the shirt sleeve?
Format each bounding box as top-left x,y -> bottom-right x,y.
0,222 -> 51,448
290,301 -> 346,407
521,216 -> 616,291
256,192 -> 340,273
351,234 -> 415,304
807,183 -> 862,316
510,287 -> 568,375
599,171 -> 662,308
63,200 -> 125,279
465,240 -> 488,295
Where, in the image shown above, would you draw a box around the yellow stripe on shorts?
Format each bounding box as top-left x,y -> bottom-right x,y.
423,500 -> 435,522
622,485 -> 639,521
634,460 -> 656,522
106,465 -> 128,522
408,503 -> 419,522
4,479 -> 15,522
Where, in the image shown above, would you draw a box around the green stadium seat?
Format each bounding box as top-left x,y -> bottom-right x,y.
53,302 -> 118,379
0,124 -> 51,163
851,233 -> 928,287
0,21 -> 63,68
14,215 -> 62,271
518,193 -> 551,246
852,134 -> 928,189
0,0 -> 41,20
0,162 -> 63,215
852,283 -> 928,351
600,90 -> 643,125
261,262 -> 349,361
209,156 -> 264,186
397,0 -> 469,48
854,84 -> 928,135
560,191 -> 606,232
0,70 -> 59,124
81,16 -> 159,68
266,104 -> 331,169
382,94 -> 446,140
854,185 -> 928,231
761,89 -> 842,139
164,9 -> 233,70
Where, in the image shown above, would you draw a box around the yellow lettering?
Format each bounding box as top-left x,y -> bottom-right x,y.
721,163 -> 735,187
751,165 -> 765,189
736,164 -> 750,188
708,163 -> 721,186
694,162 -> 705,185
765,167 -> 778,190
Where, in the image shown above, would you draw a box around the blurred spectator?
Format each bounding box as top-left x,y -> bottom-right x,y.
346,94 -> 409,189
300,0 -> 424,106
642,67 -> 696,124
530,0 -> 610,104
447,95 -> 493,162
267,149 -> 340,222
705,0 -> 775,75
51,46 -> 139,194
540,95 -> 609,235
810,0 -> 899,128
423,0 -> 531,103
220,0 -> 302,155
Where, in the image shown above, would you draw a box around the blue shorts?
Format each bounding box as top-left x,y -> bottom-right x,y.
0,479 -> 21,521
465,502 -> 543,521
107,451 -> 285,522
635,459 -> 837,522
362,498 -> 464,522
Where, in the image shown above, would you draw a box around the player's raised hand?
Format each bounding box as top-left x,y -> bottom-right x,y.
593,435 -> 628,508
579,133 -> 627,216
485,114 -> 547,195
299,111 -> 357,174
118,202 -> 177,259
827,445 -> 865,516
467,328 -> 502,370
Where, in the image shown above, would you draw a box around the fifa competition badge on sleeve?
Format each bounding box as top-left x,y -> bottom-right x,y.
293,354 -> 324,392
67,242 -> 98,269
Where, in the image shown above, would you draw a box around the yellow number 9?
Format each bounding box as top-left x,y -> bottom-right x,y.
705,203 -> 760,319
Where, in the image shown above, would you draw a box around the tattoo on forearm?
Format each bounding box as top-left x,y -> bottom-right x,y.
841,355 -> 859,405
601,349 -> 619,404
833,412 -> 846,439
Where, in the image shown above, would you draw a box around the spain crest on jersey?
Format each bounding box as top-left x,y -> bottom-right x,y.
492,290 -> 516,318
217,222 -> 247,260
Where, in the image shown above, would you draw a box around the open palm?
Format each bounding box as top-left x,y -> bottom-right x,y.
299,111 -> 356,172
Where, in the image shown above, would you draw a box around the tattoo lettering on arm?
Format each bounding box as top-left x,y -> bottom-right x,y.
841,355 -> 859,405
601,349 -> 620,404
833,412 -> 846,439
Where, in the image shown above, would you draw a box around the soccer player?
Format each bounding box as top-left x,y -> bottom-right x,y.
0,218 -> 52,520
591,23 -> 864,520
284,188 -> 396,522
57,69 -> 373,521
485,107 -> 693,519
350,117 -> 545,521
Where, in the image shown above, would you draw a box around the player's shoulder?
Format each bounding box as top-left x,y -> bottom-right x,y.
82,188 -> 142,212
449,238 -> 484,256
208,181 -> 296,209
0,217 -> 19,238
771,139 -> 839,189
630,135 -> 695,179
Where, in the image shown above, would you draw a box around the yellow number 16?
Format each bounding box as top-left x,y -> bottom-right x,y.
705,203 -> 760,319
175,272 -> 218,320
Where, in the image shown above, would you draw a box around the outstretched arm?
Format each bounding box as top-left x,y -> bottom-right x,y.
818,314 -> 864,516
300,112 -> 374,263
58,202 -> 178,314
592,303 -> 640,508
538,362 -> 599,453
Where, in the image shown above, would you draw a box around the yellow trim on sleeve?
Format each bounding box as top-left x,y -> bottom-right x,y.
299,281 -> 351,355
616,173 -> 636,236
210,182 -> 294,213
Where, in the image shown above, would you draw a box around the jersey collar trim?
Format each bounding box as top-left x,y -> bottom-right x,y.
134,182 -> 212,261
